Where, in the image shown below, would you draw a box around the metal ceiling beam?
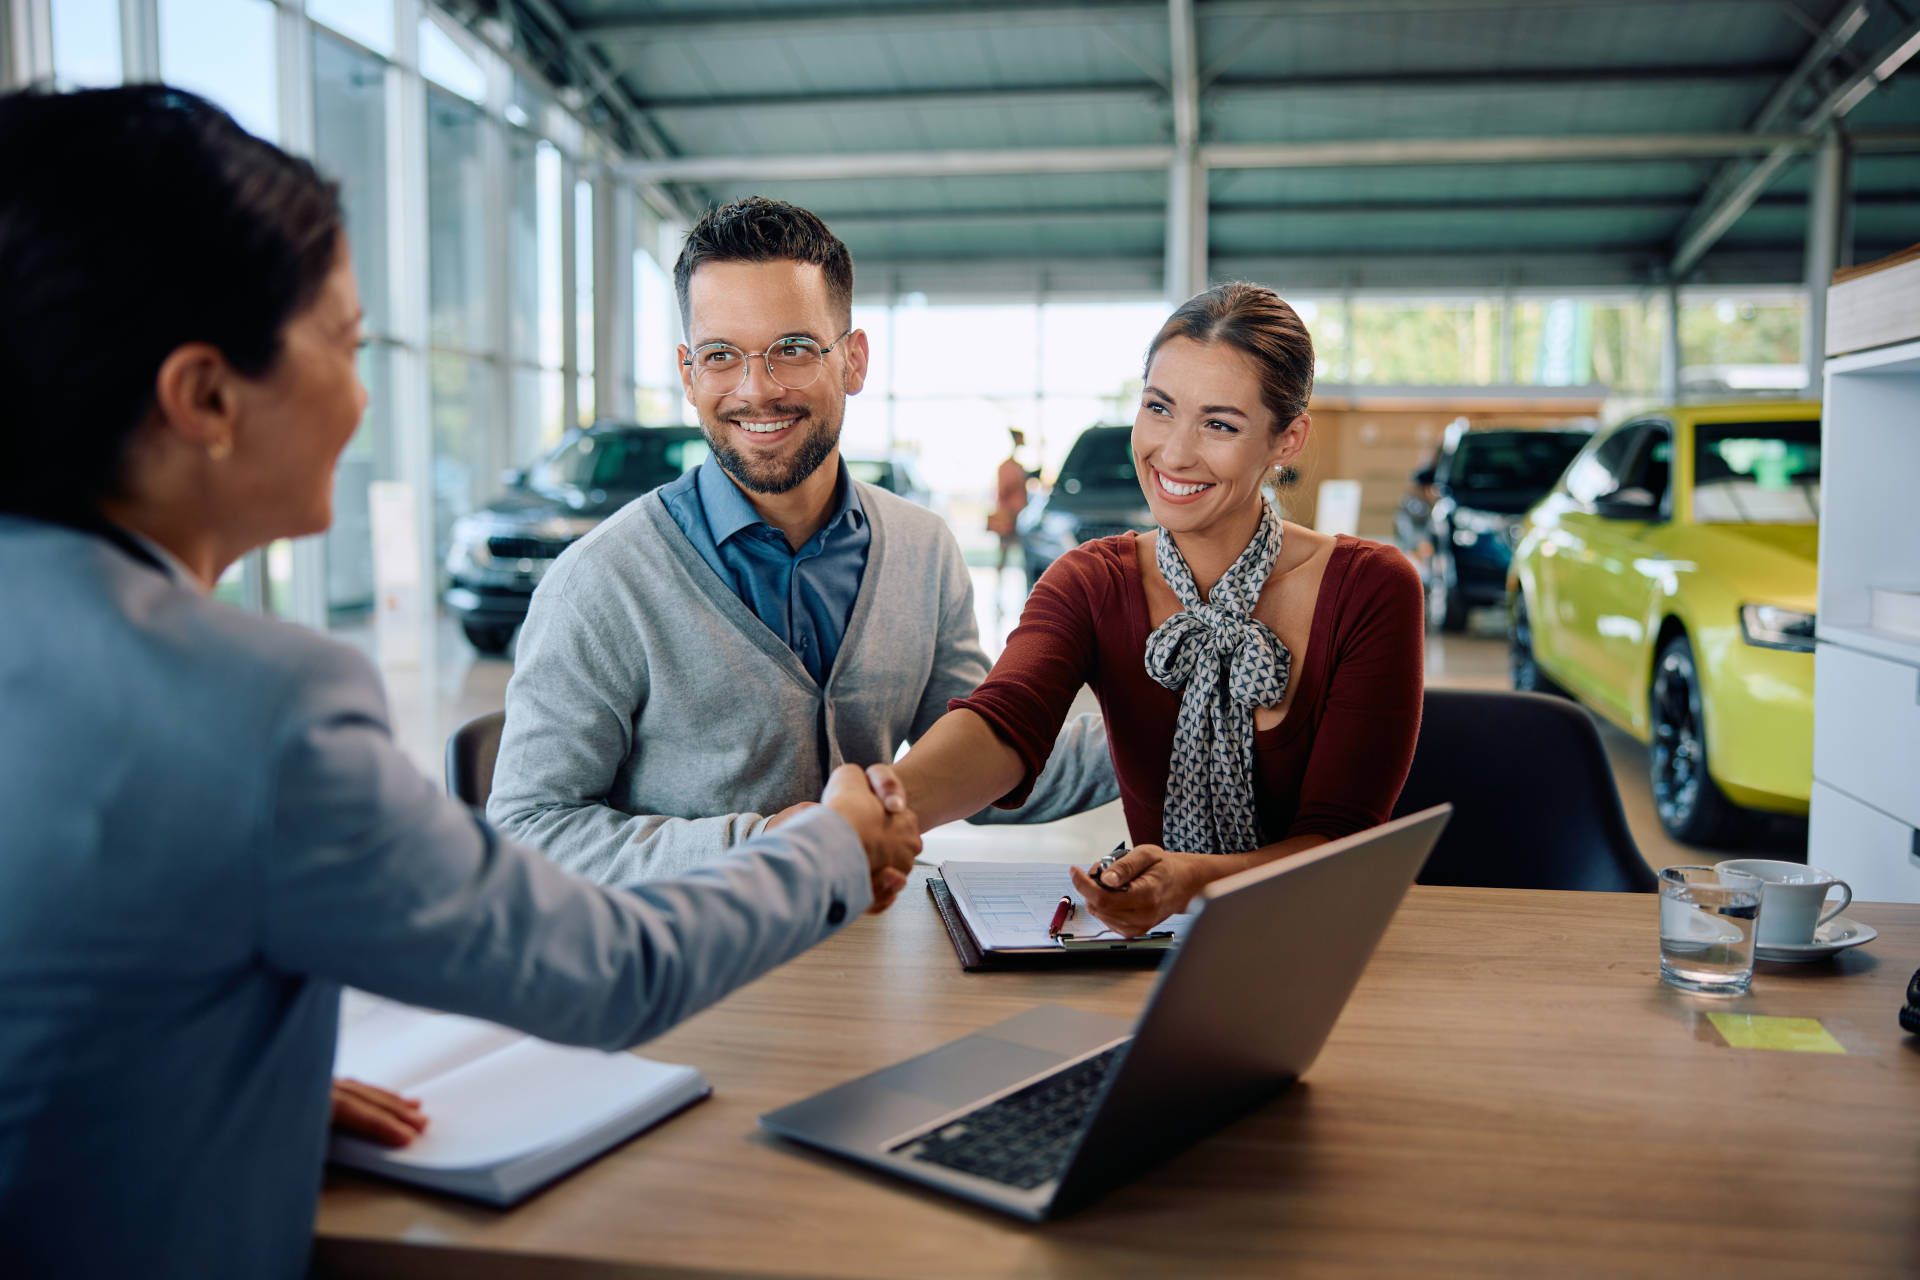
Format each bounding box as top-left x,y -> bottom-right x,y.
1165,0 -> 1205,303
813,191 -> 1920,229
476,0 -> 701,223
624,64 -> 1794,118
621,129 -> 1920,184
1668,2 -> 1920,278
624,145 -> 1177,182
844,247 -> 1832,298
1202,133 -> 1817,168
575,0 -> 1781,44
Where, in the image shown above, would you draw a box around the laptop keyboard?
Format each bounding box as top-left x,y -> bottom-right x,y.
892,1045 -> 1124,1190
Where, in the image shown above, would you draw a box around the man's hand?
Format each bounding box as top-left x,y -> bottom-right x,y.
330,1078 -> 427,1147
1068,844 -> 1199,936
821,763 -> 920,913
763,801 -> 818,831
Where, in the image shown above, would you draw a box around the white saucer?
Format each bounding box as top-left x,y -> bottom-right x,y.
1754,915 -> 1878,962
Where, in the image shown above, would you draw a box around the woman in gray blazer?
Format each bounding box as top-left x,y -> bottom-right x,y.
0,85 -> 917,1280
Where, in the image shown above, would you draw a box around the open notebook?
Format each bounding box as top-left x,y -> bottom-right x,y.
329,990 -> 709,1206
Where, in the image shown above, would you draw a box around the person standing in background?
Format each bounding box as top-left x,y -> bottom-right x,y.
989,427 -> 1031,584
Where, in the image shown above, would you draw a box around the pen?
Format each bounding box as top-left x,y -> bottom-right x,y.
1048,895 -> 1074,938
1092,841 -> 1132,893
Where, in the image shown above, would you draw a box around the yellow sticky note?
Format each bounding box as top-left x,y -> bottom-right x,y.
1707,1014 -> 1846,1054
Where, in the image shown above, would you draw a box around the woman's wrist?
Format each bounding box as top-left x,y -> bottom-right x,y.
1172,850 -> 1217,910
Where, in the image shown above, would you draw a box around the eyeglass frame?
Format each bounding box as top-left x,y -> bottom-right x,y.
679,327 -> 857,395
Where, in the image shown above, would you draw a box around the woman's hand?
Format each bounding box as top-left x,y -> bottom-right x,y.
1068,844 -> 1203,936
330,1078 -> 427,1147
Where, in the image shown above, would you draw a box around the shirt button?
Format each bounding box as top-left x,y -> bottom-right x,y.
827,900 -> 848,925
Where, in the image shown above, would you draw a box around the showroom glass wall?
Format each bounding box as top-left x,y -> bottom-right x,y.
13,0 -> 677,635
834,286 -> 1805,549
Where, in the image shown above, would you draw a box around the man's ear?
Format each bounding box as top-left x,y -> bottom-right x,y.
840,328 -> 869,396
677,344 -> 695,404
151,342 -> 242,456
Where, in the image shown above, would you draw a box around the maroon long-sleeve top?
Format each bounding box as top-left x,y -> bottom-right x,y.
952,532 -> 1425,850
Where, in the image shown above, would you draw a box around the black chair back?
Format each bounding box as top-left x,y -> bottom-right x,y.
1392,688 -> 1656,892
445,710 -> 506,809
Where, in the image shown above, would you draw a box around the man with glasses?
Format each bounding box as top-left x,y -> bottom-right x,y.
489,197 -> 1115,888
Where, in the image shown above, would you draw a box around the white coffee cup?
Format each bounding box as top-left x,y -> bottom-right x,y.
1716,858 -> 1852,947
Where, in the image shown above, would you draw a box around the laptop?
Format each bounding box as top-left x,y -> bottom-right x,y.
760,804 -> 1450,1220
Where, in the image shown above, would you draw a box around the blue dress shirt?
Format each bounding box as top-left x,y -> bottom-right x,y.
659,454 -> 871,685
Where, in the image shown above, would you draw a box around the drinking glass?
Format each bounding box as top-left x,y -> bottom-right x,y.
1658,865 -> 1762,995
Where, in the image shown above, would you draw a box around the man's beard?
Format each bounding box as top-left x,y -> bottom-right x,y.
703,400 -> 842,495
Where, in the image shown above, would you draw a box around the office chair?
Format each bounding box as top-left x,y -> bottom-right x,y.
1392,688 -> 1656,892
446,710 -> 506,809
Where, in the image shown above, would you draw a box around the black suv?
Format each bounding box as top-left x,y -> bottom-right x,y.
1017,425 -> 1154,591
1400,425 -> 1590,632
444,423 -> 709,653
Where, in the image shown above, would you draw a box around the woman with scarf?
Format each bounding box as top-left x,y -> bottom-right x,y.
892,283 -> 1424,935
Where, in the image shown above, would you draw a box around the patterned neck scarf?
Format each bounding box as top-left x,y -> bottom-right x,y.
1143,502 -> 1290,855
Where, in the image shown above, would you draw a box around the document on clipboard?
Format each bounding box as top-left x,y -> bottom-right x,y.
928,861 -> 1198,971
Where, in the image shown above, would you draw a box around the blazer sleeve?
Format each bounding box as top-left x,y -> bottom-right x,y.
259,645 -> 871,1051
1286,546 -> 1426,841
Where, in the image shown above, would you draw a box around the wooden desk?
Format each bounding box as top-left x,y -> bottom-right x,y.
315,879 -> 1920,1277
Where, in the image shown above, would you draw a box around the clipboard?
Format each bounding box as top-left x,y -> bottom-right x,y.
926,878 -> 1176,973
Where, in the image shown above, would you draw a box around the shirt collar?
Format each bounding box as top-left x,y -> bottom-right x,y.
118,525 -> 200,590
696,452 -> 866,548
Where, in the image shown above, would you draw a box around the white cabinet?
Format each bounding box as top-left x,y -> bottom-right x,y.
1812,334 -> 1920,902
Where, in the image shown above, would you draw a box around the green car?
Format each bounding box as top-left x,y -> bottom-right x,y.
1507,401 -> 1820,845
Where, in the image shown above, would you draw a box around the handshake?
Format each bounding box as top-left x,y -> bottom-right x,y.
769,763 -> 922,914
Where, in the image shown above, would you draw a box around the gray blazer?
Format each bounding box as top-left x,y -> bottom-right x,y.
0,516 -> 872,1280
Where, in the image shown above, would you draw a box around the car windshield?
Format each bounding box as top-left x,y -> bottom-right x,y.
529,432 -> 708,495
1060,430 -> 1136,488
1448,433 -> 1588,493
1692,419 -> 1820,525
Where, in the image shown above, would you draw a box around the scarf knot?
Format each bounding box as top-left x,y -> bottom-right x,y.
1143,504 -> 1291,856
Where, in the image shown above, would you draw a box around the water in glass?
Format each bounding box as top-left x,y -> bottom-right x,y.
1658,866 -> 1761,995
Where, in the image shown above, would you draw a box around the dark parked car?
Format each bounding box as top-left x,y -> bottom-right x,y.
1018,425 -> 1153,591
845,455 -> 933,510
445,424 -> 710,653
445,422 -> 934,654
1403,425 -> 1591,632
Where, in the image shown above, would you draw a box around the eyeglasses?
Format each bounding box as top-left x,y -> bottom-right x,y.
681,329 -> 854,395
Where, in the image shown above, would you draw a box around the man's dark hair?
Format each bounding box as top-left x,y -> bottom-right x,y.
673,196 -> 854,332
0,84 -> 343,519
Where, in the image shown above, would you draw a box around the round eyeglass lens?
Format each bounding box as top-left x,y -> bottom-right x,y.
692,339 -> 826,394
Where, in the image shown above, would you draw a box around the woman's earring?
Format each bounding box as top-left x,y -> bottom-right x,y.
207,437 -> 233,462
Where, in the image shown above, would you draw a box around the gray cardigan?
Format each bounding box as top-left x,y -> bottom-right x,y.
489,480 -> 1117,884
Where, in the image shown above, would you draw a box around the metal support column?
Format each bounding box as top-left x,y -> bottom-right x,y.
1497,283 -> 1515,384
1661,281 -> 1682,404
1163,0 -> 1204,305
1802,127 -> 1848,391
389,0 -> 439,668
559,161 -> 579,429
118,0 -> 156,80
594,175 -> 636,422
277,1 -> 331,629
